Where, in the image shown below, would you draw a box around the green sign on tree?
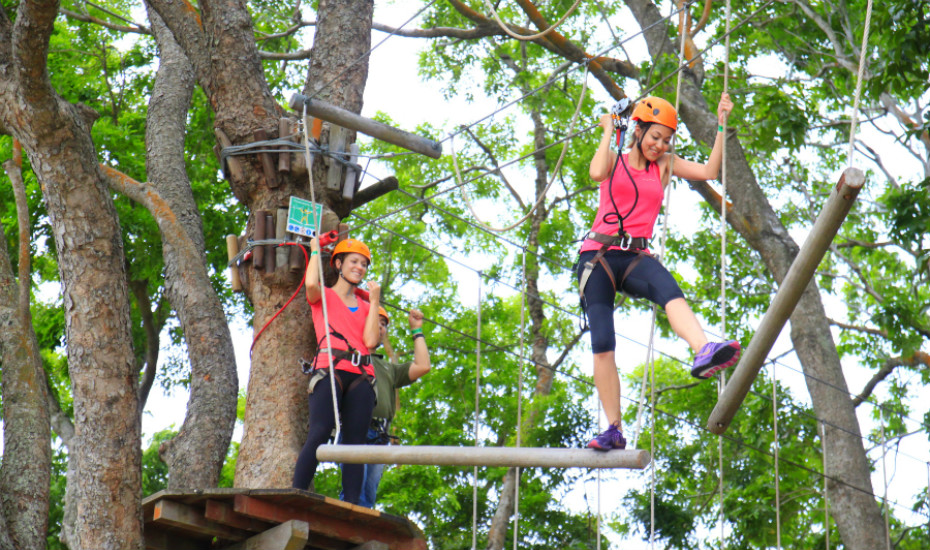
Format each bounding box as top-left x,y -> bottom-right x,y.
287,197 -> 323,237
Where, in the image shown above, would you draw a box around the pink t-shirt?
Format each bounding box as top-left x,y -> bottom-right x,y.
310,286 -> 374,376
579,154 -> 664,254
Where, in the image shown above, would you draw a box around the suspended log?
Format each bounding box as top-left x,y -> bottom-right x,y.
706,167 -> 866,435
317,444 -> 651,469
289,94 -> 442,159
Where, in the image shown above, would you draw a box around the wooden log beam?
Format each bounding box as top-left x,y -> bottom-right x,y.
220,520 -> 309,550
706,167 -> 866,435
150,499 -> 243,539
317,444 -> 652,469
289,94 -> 443,159
351,176 -> 398,210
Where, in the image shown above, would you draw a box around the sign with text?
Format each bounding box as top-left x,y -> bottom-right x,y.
286,197 -> 323,237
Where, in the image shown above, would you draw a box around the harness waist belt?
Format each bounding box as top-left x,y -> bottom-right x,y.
586,231 -> 649,250
316,347 -> 371,367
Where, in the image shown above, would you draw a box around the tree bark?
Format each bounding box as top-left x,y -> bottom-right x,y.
624,0 -> 887,547
0,159 -> 51,550
0,2 -> 143,548
138,4 -> 239,490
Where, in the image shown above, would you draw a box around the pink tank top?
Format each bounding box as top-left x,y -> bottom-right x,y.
579,154 -> 664,254
310,286 -> 374,376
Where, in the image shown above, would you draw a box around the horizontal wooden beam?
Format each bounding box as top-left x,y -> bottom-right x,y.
220,520 -> 309,550
352,175 -> 398,210
317,444 -> 651,469
706,167 -> 866,435
150,499 -> 243,540
289,94 -> 443,159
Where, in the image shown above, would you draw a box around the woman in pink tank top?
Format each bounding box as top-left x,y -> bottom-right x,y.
580,95 -> 743,451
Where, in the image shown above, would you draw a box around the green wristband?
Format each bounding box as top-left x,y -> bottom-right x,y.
310,250 -> 319,256
411,327 -> 423,335
718,124 -> 724,133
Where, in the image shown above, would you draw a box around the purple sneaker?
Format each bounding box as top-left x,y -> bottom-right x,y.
691,340 -> 741,379
587,425 -> 627,452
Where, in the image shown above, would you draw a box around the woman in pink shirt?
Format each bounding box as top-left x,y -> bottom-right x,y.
578,95 -> 741,451
293,237 -> 382,502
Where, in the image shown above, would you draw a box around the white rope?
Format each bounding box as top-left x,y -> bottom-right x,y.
513,245 -> 527,550
821,421 -> 830,550
482,0 -> 583,41
471,273 -> 483,550
772,363 -> 782,549
452,67 -> 589,233
881,408 -> 891,550
846,0 -> 875,168
302,107 -> 342,443
717,0 -> 733,544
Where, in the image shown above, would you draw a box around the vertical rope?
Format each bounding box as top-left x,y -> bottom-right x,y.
771,363 -> 781,549
821,421 -> 830,550
880,408 -> 891,550
472,272 -> 482,550
596,406 -> 602,550
513,247 -> 527,550
302,107 -> 342,443
718,0 -> 733,545
846,0 -> 875,168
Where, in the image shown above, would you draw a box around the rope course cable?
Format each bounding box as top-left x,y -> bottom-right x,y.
846,0 -> 875,168
450,66 -> 589,232
482,0 -> 583,41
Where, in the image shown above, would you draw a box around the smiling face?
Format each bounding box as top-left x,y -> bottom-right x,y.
635,123 -> 675,162
378,316 -> 389,342
335,252 -> 369,284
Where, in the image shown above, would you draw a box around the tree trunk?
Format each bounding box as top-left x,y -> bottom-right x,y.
146,0 -> 375,487
141,5 -> 239,490
0,3 -> 143,548
624,1 -> 887,547
0,160 -> 51,550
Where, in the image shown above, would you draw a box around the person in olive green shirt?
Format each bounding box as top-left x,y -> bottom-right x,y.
340,306 -> 431,507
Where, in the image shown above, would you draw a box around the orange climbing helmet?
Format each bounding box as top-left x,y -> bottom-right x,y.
632,96 -> 678,131
330,238 -> 372,267
378,306 -> 390,324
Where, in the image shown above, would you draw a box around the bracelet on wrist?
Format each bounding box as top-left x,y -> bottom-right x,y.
310,250 -> 319,256
412,333 -> 425,340
410,327 -> 423,335
717,124 -> 724,133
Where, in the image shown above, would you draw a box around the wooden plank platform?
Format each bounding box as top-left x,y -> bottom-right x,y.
142,488 -> 427,550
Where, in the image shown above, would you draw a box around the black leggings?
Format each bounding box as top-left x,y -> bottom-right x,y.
577,249 -> 685,354
292,369 -> 375,504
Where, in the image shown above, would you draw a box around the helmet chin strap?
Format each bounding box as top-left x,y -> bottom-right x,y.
339,269 -> 360,287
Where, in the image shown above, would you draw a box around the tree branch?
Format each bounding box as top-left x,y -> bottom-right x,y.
60,8 -> 151,35
852,351 -> 930,407
14,0 -> 60,106
827,317 -> 887,338
462,125 -> 525,209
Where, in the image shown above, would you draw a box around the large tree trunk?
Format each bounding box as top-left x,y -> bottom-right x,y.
146,0 -> 375,487
142,5 -> 239,490
624,1 -> 886,547
0,2 -> 143,549
0,159 -> 51,550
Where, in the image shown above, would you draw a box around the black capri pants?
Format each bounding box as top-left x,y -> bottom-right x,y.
292,369 -> 375,504
576,249 -> 685,354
